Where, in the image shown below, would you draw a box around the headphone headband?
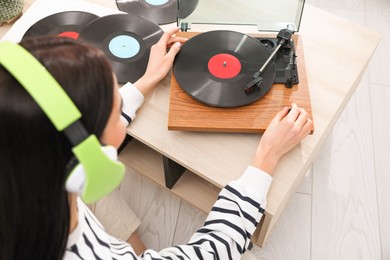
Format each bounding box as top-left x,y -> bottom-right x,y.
0,41 -> 125,203
0,42 -> 81,131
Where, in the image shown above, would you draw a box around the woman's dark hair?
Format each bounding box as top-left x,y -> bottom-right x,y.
0,36 -> 115,259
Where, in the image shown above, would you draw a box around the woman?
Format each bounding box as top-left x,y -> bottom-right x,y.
0,29 -> 312,259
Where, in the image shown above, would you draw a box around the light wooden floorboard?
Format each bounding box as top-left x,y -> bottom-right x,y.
365,0 -> 390,86
365,1 -> 390,259
296,168 -> 313,195
251,193 -> 311,260
370,84 -> 390,260
119,167 -> 181,251
311,73 -> 381,259
306,0 -> 365,25
172,200 -> 208,245
306,0 -> 365,11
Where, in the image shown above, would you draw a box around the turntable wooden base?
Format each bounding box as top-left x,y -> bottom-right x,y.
168,32 -> 314,134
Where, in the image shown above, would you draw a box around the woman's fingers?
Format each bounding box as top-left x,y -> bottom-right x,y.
159,27 -> 180,45
294,108 -> 310,129
286,102 -> 299,122
165,42 -> 182,62
272,106 -> 290,122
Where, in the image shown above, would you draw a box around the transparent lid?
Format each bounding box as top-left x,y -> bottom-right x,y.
177,0 -> 305,32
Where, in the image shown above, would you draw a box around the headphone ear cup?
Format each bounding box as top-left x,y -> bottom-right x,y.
65,162 -> 86,195
100,145 -> 119,161
65,144 -> 124,202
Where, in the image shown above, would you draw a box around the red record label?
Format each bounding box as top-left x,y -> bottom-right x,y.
58,31 -> 79,39
208,53 -> 241,79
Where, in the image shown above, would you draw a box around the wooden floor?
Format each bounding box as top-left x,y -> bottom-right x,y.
116,0 -> 389,259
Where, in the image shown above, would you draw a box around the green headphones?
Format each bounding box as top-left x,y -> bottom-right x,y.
0,41 -> 125,203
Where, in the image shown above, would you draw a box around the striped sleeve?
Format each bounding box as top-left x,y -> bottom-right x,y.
187,166 -> 271,258
119,82 -> 144,126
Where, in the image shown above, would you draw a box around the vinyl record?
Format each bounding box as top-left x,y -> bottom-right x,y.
22,11 -> 99,40
173,30 -> 276,108
116,0 -> 177,25
78,13 -> 163,83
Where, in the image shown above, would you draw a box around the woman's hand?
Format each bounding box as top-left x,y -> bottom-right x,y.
252,103 -> 313,175
134,27 -> 187,96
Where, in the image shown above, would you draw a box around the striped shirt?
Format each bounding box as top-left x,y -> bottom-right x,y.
64,166 -> 272,259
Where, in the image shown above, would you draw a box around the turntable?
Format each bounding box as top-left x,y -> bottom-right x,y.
168,0 -> 314,134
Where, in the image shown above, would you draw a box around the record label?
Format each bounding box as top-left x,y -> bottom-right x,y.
108,35 -> 140,59
58,31 -> 80,39
208,53 -> 241,79
145,0 -> 169,5
173,30 -> 276,108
